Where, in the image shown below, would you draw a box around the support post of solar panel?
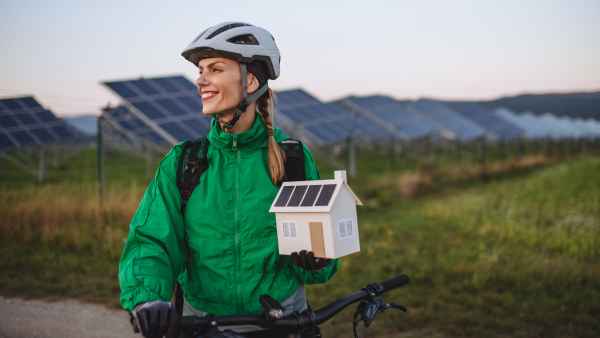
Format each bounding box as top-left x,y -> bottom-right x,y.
454,137 -> 461,163
97,116 -> 104,206
145,125 -> 153,182
39,145 -> 47,183
389,135 -> 396,172
346,137 -> 357,178
477,136 -> 486,165
53,144 -> 60,169
427,134 -> 434,164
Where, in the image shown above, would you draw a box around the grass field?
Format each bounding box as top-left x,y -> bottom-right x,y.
1,148 -> 598,337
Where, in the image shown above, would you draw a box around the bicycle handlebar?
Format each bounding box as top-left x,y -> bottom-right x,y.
179,274 -> 409,334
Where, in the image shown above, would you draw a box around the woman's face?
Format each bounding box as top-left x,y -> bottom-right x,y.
196,57 -> 244,116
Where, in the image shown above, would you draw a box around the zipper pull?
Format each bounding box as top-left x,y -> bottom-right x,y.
232,139 -> 237,151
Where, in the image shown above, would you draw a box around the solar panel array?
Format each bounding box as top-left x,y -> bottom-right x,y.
409,100 -> 486,141
274,89 -> 361,145
450,103 -> 523,140
493,108 -> 600,140
274,183 -> 338,207
102,105 -> 168,146
333,96 -> 440,141
0,96 -> 80,151
102,76 -> 211,145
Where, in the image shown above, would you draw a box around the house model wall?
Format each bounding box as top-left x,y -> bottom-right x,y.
269,171 -> 363,259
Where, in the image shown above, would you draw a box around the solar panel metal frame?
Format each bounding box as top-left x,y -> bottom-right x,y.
408,100 -> 487,142
274,89 -> 373,146
100,105 -> 170,148
0,96 -> 81,151
101,76 -> 211,146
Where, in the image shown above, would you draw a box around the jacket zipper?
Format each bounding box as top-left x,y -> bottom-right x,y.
234,140 -> 242,313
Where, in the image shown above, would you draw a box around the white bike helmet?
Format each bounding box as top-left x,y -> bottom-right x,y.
182,22 -> 281,129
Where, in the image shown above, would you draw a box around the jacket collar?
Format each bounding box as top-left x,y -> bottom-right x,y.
208,113 -> 289,151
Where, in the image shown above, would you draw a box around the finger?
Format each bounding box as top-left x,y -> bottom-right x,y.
300,250 -> 311,270
157,307 -> 170,337
166,306 -> 179,338
291,252 -> 300,268
147,308 -> 158,338
306,251 -> 317,270
138,310 -> 151,337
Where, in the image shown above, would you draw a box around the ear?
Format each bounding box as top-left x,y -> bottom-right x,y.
247,72 -> 260,95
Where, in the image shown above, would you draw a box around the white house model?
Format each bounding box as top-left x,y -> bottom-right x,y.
269,170 -> 363,259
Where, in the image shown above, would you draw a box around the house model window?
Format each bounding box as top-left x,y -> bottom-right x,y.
269,170 -> 363,259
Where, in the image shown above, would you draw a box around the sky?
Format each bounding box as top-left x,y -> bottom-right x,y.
1,0 -> 599,116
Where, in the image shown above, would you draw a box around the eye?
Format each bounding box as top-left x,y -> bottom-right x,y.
198,70 -> 203,75
213,68 -> 222,73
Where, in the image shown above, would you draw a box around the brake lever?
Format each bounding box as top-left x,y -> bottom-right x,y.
353,290 -> 409,338
381,302 -> 408,312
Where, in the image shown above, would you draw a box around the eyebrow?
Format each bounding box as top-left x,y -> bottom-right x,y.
199,60 -> 227,70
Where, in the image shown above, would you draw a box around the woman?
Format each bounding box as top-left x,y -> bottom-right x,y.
119,22 -> 338,338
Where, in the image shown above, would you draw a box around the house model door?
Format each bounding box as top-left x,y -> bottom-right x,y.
309,222 -> 326,258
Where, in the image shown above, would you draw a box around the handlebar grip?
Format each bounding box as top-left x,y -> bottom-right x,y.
379,274 -> 409,293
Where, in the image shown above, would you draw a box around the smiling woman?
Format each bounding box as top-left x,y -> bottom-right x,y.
118,22 -> 338,338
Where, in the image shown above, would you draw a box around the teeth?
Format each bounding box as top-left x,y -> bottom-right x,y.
202,92 -> 216,98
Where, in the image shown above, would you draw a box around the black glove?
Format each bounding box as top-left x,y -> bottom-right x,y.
291,250 -> 331,271
130,301 -> 179,338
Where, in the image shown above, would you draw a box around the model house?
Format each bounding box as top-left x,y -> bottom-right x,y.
269,170 -> 363,259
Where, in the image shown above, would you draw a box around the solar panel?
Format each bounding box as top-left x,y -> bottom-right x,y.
451,103 -> 523,140
102,76 -> 211,145
409,100 -> 486,141
0,96 -> 80,151
274,89 -> 362,145
101,105 -> 169,146
275,186 -> 295,207
315,184 -> 337,206
287,185 -> 308,207
334,96 -> 440,141
301,185 -> 322,206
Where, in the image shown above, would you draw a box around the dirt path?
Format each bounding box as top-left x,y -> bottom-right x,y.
0,296 -> 138,338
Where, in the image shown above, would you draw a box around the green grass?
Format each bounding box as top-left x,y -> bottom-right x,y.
1,148 -> 599,337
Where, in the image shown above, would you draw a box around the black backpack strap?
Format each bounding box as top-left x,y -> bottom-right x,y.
279,139 -> 306,183
174,136 -> 209,316
176,136 -> 210,215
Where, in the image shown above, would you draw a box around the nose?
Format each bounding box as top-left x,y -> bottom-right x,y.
196,71 -> 208,88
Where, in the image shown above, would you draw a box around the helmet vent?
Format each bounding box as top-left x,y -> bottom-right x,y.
192,29 -> 209,43
206,23 -> 250,40
227,34 -> 259,45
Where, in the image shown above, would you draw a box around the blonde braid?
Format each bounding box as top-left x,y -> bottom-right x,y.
258,88 -> 286,184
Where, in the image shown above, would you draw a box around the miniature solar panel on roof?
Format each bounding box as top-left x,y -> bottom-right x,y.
315,184 -> 337,206
275,186 -> 295,207
102,76 -> 211,145
287,185 -> 308,207
0,96 -> 80,151
301,185 -> 322,207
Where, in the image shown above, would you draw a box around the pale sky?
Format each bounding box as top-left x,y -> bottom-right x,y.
1,0 -> 599,116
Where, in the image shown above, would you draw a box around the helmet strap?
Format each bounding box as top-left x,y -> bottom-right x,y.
217,63 -> 269,130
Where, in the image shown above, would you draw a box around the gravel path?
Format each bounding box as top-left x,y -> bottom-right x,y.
0,296 -> 138,338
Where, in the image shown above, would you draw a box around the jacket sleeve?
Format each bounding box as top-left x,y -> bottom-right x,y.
118,145 -> 188,313
291,144 -> 339,284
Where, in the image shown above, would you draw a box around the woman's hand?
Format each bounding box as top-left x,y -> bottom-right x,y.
130,301 -> 179,338
291,250 -> 331,271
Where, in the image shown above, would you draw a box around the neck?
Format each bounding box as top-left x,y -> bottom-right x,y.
219,102 -> 258,135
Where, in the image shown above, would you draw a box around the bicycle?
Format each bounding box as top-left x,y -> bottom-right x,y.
177,274 -> 410,338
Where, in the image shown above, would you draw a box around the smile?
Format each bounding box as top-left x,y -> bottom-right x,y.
201,92 -> 217,101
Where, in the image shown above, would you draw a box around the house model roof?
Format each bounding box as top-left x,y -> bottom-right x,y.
269,171 -> 362,213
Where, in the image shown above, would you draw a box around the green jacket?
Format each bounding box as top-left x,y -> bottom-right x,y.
118,115 -> 338,315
